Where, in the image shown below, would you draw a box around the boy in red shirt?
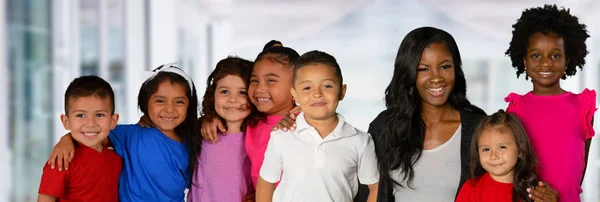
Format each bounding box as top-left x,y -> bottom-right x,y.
37,75 -> 122,202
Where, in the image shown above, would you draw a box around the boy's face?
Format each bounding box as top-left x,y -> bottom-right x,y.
61,95 -> 119,152
291,64 -> 346,122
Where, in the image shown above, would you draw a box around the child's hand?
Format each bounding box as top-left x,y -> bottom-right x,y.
527,181 -> 557,202
47,133 -> 75,171
272,106 -> 301,132
200,117 -> 226,143
242,191 -> 255,202
137,114 -> 154,128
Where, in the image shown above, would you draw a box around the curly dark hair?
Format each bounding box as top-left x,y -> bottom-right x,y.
505,4 -> 589,79
470,109 -> 538,202
200,56 -> 259,130
378,26 -> 485,188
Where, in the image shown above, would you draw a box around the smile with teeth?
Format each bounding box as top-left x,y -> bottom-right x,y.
538,71 -> 554,76
255,97 -> 271,103
160,116 -> 177,122
82,132 -> 99,137
426,87 -> 445,96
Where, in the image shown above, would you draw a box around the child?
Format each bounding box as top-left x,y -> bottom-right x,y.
504,4 -> 596,202
187,57 -> 255,201
201,41 -> 300,189
256,50 -> 379,202
38,76 -> 121,202
456,110 -> 538,202
47,64 -> 202,201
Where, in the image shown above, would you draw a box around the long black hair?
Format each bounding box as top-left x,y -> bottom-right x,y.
138,70 -> 201,184
378,26 -> 485,187
470,110 -> 538,202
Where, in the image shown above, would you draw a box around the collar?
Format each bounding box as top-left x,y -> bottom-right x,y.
295,112 -> 357,139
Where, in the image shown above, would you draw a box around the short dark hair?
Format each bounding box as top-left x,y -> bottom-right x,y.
506,4 -> 589,79
64,75 -> 115,115
263,40 -> 283,51
293,50 -> 343,86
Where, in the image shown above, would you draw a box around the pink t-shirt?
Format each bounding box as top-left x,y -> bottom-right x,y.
505,89 -> 596,202
246,115 -> 284,187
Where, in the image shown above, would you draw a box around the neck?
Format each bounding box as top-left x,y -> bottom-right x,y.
304,114 -> 339,139
420,103 -> 459,125
90,144 -> 104,153
161,129 -> 182,142
225,120 -> 244,134
269,104 -> 295,116
489,171 -> 514,184
532,81 -> 566,96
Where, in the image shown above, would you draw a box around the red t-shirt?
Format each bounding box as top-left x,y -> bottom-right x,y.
38,142 -> 122,202
456,173 -> 515,202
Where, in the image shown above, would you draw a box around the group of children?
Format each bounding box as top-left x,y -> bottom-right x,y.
38,4 -> 594,202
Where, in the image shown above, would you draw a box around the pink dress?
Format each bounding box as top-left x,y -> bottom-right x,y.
245,115 -> 284,187
505,89 -> 596,202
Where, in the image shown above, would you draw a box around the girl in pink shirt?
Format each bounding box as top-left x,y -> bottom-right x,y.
504,5 -> 596,202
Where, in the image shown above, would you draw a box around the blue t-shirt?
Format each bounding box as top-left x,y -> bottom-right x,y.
109,124 -> 189,202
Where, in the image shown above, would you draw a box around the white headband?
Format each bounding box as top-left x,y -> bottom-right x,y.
144,63 -> 195,93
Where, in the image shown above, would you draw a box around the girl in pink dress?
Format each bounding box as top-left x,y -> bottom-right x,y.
504,4 -> 596,202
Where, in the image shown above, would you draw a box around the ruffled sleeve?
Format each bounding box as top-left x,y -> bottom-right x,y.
504,93 -> 523,116
579,89 -> 597,140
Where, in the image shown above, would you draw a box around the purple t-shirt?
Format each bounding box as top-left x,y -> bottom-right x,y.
187,131 -> 252,202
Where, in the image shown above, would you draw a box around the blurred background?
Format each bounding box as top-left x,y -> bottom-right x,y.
1,0 -> 600,201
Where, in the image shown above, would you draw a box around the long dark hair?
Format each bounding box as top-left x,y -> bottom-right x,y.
470,110 -> 538,202
201,56 -> 256,131
379,26 -> 485,187
138,70 -> 201,184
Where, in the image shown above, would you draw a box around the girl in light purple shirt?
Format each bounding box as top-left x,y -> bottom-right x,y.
188,57 -> 256,202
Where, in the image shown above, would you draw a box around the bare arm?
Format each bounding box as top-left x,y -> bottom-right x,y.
47,133 -> 75,171
37,194 -> 57,202
256,177 -> 275,202
581,117 -> 594,186
366,183 -> 379,202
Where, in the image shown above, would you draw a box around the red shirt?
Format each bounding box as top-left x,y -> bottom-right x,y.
456,173 -> 515,202
38,142 -> 122,202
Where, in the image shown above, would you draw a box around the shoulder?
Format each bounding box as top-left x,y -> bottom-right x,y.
504,92 -> 524,103
576,88 -> 597,105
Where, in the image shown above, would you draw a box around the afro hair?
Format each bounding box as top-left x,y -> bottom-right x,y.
505,4 -> 590,79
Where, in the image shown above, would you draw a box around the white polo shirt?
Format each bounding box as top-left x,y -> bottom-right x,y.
260,112 -> 379,202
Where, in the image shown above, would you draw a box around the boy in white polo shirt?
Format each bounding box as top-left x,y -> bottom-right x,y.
256,50 -> 379,202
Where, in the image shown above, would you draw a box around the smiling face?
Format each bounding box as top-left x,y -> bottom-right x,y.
291,64 -> 346,122
248,59 -> 295,116
61,95 -> 119,152
524,32 -> 566,93
478,128 -> 519,183
416,43 -> 456,108
147,80 -> 189,137
214,75 -> 252,124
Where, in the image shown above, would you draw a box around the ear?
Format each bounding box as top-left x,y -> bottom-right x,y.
290,87 -> 299,106
110,113 -> 120,129
60,114 -> 70,130
339,84 -> 347,101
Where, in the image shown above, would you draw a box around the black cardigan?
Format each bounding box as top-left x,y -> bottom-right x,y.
354,108 -> 486,202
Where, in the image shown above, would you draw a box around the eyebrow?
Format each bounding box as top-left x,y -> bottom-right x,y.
298,78 -> 336,85
72,109 -> 109,113
152,95 -> 188,100
418,59 -> 452,67
528,48 -> 563,53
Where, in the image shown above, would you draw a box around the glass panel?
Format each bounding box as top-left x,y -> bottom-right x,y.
80,0 -> 99,76
7,0 -> 53,201
106,0 -> 126,118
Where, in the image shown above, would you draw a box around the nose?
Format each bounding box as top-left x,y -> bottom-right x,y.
227,95 -> 240,103
256,82 -> 267,93
429,70 -> 445,84
540,56 -> 553,67
490,149 -> 500,161
313,87 -> 323,98
164,102 -> 175,113
84,115 -> 98,126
